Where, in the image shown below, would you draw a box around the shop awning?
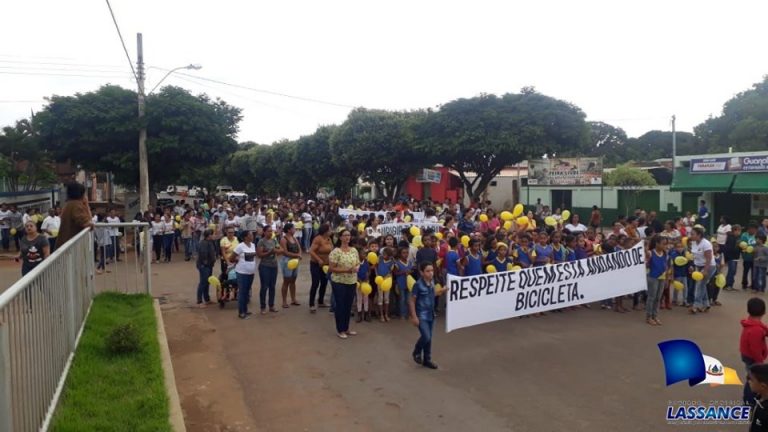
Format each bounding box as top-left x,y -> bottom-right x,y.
732,173 -> 768,193
670,168 -> 735,192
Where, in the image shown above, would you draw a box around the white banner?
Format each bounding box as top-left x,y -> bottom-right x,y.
338,209 -> 425,222
445,243 -> 647,332
377,222 -> 443,240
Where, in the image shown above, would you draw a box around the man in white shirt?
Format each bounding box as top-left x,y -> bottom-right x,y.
106,209 -> 122,261
41,208 -> 62,252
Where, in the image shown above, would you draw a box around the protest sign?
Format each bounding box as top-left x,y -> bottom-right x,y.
338,209 -> 425,222
445,243 -> 646,332
377,222 -> 443,240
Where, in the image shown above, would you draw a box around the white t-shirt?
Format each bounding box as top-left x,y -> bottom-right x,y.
716,224 -> 731,245
564,223 -> 587,233
425,216 -> 439,223
691,239 -> 716,267
41,216 -> 61,237
151,221 -> 165,236
301,212 -> 313,224
233,242 -> 257,274
0,210 -> 10,228
106,216 -> 121,236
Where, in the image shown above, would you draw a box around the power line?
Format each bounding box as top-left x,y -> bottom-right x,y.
104,0 -> 138,83
0,59 -> 124,69
151,67 -> 355,109
0,71 -> 133,79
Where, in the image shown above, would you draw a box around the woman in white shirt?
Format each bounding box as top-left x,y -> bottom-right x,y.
689,226 -> 716,314
150,214 -> 165,264
715,216 -> 732,246
232,230 -> 257,319
41,208 -> 61,252
162,211 -> 176,263
563,213 -> 587,235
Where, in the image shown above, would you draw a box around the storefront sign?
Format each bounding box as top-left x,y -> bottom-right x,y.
690,156 -> 768,174
527,158 -> 602,185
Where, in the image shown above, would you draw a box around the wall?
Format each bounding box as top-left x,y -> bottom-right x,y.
0,189 -> 60,212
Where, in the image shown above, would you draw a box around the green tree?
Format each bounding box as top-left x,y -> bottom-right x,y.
36,84 -> 241,190
604,164 -> 658,215
331,108 -> 427,199
0,119 -> 57,192
292,125 -> 357,198
695,75 -> 768,152
626,130 -> 697,160
418,89 -> 589,201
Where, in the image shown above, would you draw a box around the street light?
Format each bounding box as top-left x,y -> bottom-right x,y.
149,64 -> 202,95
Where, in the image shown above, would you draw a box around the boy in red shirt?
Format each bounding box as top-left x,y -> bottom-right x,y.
742,297 -> 768,406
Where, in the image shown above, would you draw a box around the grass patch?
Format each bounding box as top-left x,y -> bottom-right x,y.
51,292 -> 170,432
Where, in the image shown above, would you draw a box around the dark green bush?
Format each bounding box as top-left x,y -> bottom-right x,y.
105,323 -> 141,355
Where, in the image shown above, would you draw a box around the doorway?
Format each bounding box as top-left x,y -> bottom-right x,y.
550,190 -> 572,211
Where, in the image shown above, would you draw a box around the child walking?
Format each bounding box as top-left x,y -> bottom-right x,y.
740,297 -> 768,406
645,235 -> 669,326
409,262 -> 445,370
376,247 -> 395,322
394,246 -> 414,321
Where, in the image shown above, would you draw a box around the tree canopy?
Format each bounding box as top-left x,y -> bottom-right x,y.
603,164 -> 657,187
35,84 -> 241,189
0,119 -> 57,192
418,89 -> 589,201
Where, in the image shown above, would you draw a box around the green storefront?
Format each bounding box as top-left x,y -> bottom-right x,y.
670,153 -> 768,230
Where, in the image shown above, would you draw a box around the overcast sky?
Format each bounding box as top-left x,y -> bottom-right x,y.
2,1 -> 767,144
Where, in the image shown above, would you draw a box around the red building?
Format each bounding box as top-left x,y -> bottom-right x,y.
404,167 -> 464,203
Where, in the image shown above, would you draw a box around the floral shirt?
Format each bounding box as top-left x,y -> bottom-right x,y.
329,247 -> 359,285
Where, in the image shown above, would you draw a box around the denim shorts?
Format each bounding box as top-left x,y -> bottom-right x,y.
280,257 -> 298,278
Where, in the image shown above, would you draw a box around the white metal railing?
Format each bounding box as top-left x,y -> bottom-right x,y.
0,222 -> 151,432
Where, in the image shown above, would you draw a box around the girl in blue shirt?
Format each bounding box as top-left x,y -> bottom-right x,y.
394,246 -> 414,320
445,237 -> 461,276
565,235 -> 577,262
534,231 -> 553,266
376,247 -> 395,322
464,239 -> 484,276
489,243 -> 513,273
669,240 -> 690,307
645,235 -> 669,326
551,232 -> 567,264
513,234 -> 534,268
356,247 -> 371,322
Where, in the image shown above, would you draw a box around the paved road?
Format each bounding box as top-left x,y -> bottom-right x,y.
150,255 -> 755,432
0,252 -> 755,432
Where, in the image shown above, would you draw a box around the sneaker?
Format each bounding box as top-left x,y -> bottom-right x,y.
423,360 -> 438,370
238,314 -> 250,320
413,354 -> 422,365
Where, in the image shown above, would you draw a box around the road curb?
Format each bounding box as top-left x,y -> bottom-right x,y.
154,299 -> 187,432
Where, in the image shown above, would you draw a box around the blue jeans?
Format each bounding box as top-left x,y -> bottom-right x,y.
693,267 -> 716,309
197,264 -> 212,304
163,235 -> 174,261
302,227 -> 312,251
399,288 -> 411,318
755,267 -> 767,293
726,260 -> 738,288
2,227 -> 10,250
236,272 -> 254,315
686,278 -> 696,305
111,235 -> 120,260
183,238 -> 194,259
331,282 -> 356,333
258,265 -> 278,309
97,246 -> 106,270
413,319 -> 434,362
645,277 -> 664,319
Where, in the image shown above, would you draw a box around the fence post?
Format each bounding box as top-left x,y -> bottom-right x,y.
144,227 -> 152,295
0,322 -> 13,432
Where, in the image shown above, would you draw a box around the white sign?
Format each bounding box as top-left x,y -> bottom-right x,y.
416,168 -> 442,183
377,222 -> 443,240
445,243 -> 647,332
338,209 -> 425,222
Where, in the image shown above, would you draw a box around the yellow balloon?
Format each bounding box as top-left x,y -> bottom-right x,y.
360,282 -> 372,295
503,221 -> 513,231
375,275 -> 384,286
681,237 -> 688,247
207,275 -> 221,288
412,235 -> 423,248
747,246 -> 755,254
434,232 -> 444,240
461,235 -> 470,248
516,216 -> 529,227
715,274 -> 726,289
367,252 -> 379,265
404,215 -> 412,222
208,223 -> 216,231
685,252 -> 693,261
323,265 -> 329,274
500,211 -> 513,221
287,258 -> 299,270
175,215 -> 181,222
435,283 -> 443,294
409,226 -> 421,237
672,280 -> 684,291
295,221 -> 304,230
479,214 -> 489,222
673,256 -> 688,266
692,271 -> 703,281
561,210 -> 571,221
347,205 -> 354,210
740,241 -> 748,250
174,222 -> 181,230
406,275 -> 416,291
512,204 -> 524,218
381,277 -> 393,292
358,223 -> 366,233
50,229 -> 59,237
486,265 -> 496,273
510,265 -> 522,272
545,216 -> 557,227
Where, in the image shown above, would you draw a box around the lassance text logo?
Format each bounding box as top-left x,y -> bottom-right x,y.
657,339 -> 749,425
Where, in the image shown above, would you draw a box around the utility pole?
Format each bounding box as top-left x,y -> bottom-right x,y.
137,33 -> 149,213
671,115 -> 677,182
